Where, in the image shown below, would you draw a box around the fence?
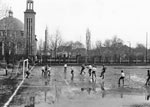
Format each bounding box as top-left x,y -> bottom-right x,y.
36,55 -> 150,65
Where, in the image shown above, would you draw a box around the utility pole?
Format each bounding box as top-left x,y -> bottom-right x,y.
127,41 -> 131,64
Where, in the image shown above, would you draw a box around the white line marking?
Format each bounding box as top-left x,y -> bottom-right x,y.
3,79 -> 24,107
64,79 -> 69,86
3,66 -> 35,107
21,84 -> 53,88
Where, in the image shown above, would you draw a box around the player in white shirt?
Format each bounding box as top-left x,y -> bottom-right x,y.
118,70 -> 125,87
88,64 -> 92,77
64,64 -> 67,79
92,65 -> 97,82
64,64 -> 67,73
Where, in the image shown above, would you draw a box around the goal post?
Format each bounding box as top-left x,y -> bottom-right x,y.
23,59 -> 29,79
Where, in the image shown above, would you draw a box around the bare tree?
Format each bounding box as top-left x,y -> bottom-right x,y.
0,3 -> 24,64
38,39 -> 44,55
134,43 -> 146,61
103,39 -> 111,47
111,36 -> 124,48
3,15 -> 19,64
0,3 -> 18,74
95,40 -> 102,55
0,12 -> 10,63
49,30 -> 63,58
0,1 -> 9,20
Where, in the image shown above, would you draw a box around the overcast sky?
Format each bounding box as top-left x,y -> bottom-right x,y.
1,0 -> 150,47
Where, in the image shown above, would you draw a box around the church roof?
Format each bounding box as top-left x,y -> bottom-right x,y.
0,16 -> 24,31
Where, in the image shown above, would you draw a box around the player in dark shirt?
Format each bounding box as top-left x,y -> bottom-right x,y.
100,64 -> 106,79
71,66 -> 74,81
80,64 -> 85,75
145,70 -> 150,86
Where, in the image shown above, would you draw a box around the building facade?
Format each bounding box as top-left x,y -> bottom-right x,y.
0,10 -> 25,61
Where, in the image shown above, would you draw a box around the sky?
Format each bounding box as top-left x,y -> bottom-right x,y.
1,0 -> 150,48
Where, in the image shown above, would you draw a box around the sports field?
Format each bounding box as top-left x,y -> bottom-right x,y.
3,65 -> 150,107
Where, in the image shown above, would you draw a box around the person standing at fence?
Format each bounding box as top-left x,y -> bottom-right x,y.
80,64 -> 85,75
118,70 -> 125,87
5,65 -> 8,76
145,70 -> 150,86
100,64 -> 106,79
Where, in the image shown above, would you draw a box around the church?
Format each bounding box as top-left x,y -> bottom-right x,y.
0,0 -> 37,62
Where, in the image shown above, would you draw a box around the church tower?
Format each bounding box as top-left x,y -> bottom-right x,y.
24,0 -> 37,58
